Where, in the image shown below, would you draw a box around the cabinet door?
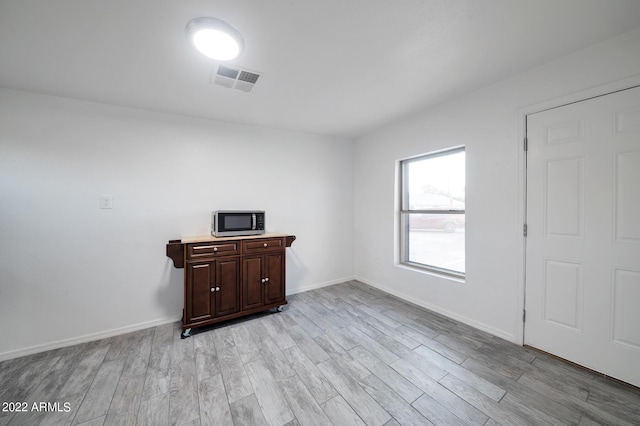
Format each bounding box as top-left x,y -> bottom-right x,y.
242,255 -> 264,310
264,252 -> 285,305
185,260 -> 214,324
215,257 -> 241,317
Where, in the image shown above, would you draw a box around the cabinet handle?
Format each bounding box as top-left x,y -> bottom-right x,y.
264,277 -> 269,282
213,247 -> 218,252
210,288 -> 215,292
261,278 -> 266,283
263,243 -> 268,247
216,287 -> 220,291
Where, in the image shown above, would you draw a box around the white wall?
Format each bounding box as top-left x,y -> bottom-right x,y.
0,89 -> 354,359
353,28 -> 640,343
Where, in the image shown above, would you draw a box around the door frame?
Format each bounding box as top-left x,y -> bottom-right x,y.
516,74 -> 640,345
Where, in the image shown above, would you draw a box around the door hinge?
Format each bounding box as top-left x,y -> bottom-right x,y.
523,224 -> 528,237
524,137 -> 528,151
523,309 -> 526,323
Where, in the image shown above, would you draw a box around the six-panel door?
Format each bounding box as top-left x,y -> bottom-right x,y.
526,86 -> 640,387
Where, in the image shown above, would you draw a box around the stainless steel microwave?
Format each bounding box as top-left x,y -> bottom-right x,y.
212,210 -> 265,237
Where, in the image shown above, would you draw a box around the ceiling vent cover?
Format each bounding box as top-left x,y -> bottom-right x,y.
211,65 -> 261,92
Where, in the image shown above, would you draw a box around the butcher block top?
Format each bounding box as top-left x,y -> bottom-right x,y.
179,232 -> 291,244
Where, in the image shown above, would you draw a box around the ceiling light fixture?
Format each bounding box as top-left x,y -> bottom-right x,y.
186,17 -> 244,61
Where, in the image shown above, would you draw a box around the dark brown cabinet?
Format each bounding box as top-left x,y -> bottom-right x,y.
185,256 -> 240,325
242,254 -> 285,310
167,233 -> 295,338
241,237 -> 287,310
242,255 -> 265,311
215,257 -> 242,317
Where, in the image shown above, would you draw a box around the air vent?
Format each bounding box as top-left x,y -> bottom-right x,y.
211,65 -> 261,93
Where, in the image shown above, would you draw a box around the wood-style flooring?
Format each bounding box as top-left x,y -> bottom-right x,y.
1,280 -> 639,425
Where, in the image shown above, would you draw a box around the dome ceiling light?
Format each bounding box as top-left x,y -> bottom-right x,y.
186,17 -> 244,61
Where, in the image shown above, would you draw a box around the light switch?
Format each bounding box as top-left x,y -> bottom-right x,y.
100,195 -> 113,209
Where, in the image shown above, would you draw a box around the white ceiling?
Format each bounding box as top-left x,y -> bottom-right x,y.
2,0 -> 640,137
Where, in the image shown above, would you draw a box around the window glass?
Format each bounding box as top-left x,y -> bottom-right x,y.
400,148 -> 465,277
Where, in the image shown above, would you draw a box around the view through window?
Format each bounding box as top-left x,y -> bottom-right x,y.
399,147 -> 465,277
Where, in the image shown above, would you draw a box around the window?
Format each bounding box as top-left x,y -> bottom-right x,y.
399,147 -> 465,278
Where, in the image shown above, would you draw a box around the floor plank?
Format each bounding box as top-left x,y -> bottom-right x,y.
168,337 -> 199,425
58,346 -> 111,398
321,395 -> 367,426
212,328 -> 254,404
280,375 -> 333,426
198,374 -> 233,426
245,357 -> 295,426
230,394 -> 268,426
347,346 -> 423,404
73,359 -> 125,423
317,358 -> 391,426
283,344 -> 338,405
411,392 -> 468,426
104,374 -> 146,426
359,374 -> 433,426
136,393 -> 169,426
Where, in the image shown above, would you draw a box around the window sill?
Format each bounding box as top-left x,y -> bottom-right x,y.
396,262 -> 466,283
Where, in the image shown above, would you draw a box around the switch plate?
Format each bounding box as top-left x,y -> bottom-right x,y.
100,195 -> 113,209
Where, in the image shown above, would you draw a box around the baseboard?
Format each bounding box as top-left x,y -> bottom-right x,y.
287,276 -> 355,295
0,315 -> 182,362
354,275 -> 517,343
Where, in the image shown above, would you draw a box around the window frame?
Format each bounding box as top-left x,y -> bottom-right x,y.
398,146 -> 466,279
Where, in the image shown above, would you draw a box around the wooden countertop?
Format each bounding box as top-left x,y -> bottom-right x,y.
179,232 -> 291,244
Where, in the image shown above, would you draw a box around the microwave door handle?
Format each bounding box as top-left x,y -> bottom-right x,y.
252,213 -> 256,230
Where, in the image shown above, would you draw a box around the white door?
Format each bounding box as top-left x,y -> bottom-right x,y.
525,86 -> 640,387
